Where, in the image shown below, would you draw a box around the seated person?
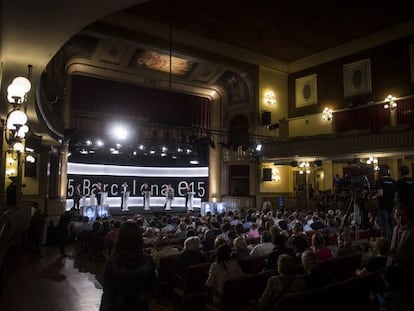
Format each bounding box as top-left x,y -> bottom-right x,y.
206,244 -> 243,305
335,232 -> 359,257
311,231 -> 333,261
301,250 -> 333,289
265,232 -> 295,270
202,229 -> 216,252
173,236 -> 205,277
287,222 -> 310,262
250,230 -> 274,257
246,223 -> 260,239
230,237 -> 250,260
103,220 -> 121,256
258,254 -> 305,309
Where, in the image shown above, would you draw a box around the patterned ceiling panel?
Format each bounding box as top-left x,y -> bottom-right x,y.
134,49 -> 194,76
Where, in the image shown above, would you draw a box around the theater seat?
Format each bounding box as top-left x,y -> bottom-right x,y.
172,262 -> 211,310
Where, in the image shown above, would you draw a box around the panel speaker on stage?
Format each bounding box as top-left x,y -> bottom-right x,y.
185,186 -> 195,212
73,183 -> 82,210
164,183 -> 174,211
141,183 -> 151,211
120,181 -> 129,211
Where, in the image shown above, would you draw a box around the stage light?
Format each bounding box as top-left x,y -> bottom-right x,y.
190,159 -> 199,165
112,125 -> 128,140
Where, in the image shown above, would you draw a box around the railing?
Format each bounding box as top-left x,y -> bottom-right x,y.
265,127 -> 414,159
221,196 -> 256,210
0,202 -> 33,295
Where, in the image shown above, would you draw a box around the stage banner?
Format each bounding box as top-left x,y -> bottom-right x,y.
66,163 -> 209,202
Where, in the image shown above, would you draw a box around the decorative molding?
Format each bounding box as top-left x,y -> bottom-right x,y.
343,58 -> 372,97
295,74 -> 317,108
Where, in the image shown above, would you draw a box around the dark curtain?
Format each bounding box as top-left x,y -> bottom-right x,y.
396,98 -> 414,128
71,75 -> 210,129
334,104 -> 389,133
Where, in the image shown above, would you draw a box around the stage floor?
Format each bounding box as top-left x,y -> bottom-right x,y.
108,205 -> 197,216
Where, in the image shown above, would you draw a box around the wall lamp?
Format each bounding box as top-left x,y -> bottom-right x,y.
265,91 -> 276,106
383,94 -> 397,109
272,168 -> 281,182
299,161 -> 310,175
7,76 -> 31,105
2,76 -> 31,152
322,107 -> 333,121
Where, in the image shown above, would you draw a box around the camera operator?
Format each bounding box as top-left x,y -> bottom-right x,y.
396,165 -> 414,223
371,164 -> 396,239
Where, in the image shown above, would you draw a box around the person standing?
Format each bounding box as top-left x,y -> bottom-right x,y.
372,164 -> 396,239
383,204 -> 414,310
184,185 -> 193,211
6,177 -> 17,206
73,183 -> 82,210
261,197 -> 272,213
95,182 -> 103,205
100,221 -> 156,311
120,181 -> 129,212
30,204 -> 47,257
164,184 -> 174,211
396,165 -> 414,223
57,211 -> 71,257
141,183 -> 151,211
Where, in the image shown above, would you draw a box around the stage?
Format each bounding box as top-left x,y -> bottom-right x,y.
73,203 -> 226,223
108,205 -> 195,216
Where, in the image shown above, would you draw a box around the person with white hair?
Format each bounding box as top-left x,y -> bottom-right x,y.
173,236 -> 206,277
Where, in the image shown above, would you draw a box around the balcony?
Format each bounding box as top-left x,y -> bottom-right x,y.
264,97 -> 414,160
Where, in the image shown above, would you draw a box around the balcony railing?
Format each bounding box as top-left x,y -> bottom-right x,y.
265,127 -> 414,159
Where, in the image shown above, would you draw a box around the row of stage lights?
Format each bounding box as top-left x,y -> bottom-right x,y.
76,139 -> 194,157
70,121 -> 265,160
74,139 -> 263,155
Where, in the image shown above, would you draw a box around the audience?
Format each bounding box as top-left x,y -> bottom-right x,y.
64,204 -> 395,310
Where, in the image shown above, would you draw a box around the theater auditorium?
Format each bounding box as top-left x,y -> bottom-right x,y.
1,1 -> 414,310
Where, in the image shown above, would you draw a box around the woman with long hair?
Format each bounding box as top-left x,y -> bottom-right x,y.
206,244 -> 243,304
100,221 -> 156,311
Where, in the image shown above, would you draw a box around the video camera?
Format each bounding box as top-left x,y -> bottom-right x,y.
335,165 -> 372,195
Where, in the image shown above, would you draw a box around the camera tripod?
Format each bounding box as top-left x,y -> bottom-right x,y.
339,189 -> 362,240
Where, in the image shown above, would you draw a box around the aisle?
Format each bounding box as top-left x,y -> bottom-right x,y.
0,244 -> 174,311
0,245 -> 103,311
